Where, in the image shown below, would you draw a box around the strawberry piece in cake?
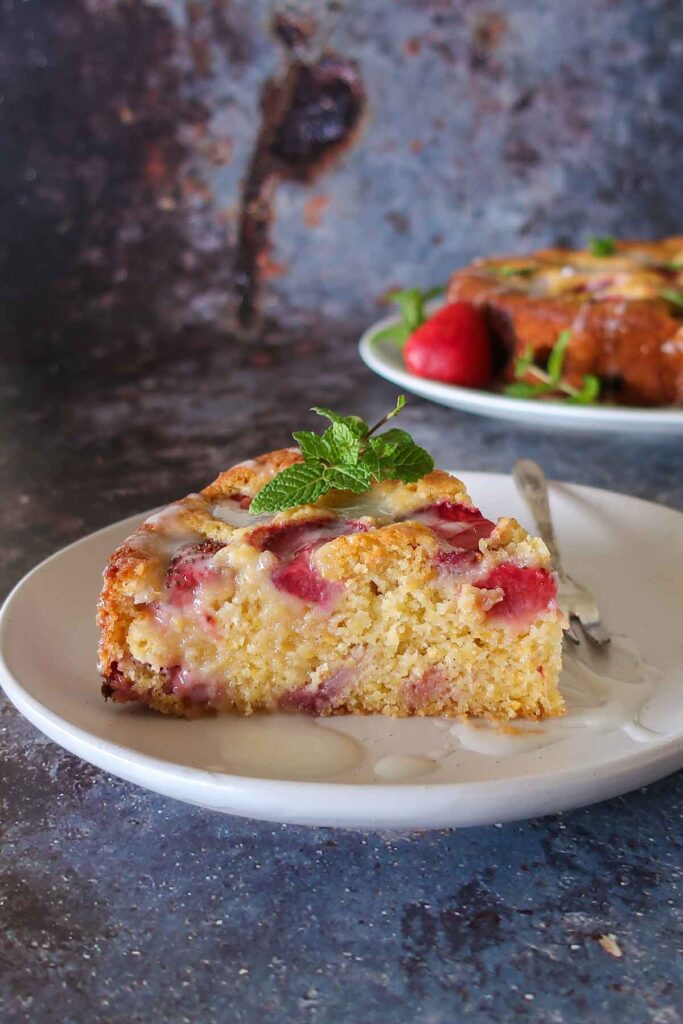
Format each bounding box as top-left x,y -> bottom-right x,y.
98,448 -> 564,720
166,540 -> 226,608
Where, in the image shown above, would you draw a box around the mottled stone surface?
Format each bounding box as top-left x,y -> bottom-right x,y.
1,0 -> 683,1021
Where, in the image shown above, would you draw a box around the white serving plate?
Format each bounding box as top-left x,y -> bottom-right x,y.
359,313 -> 683,434
1,473 -> 682,829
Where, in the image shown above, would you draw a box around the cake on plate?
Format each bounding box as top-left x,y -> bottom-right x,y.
447,236 -> 683,406
98,402 -> 564,719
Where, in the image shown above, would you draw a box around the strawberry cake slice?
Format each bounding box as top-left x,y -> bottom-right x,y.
98,450 -> 565,719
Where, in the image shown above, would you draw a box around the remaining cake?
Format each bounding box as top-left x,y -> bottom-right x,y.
98,449 -> 564,720
447,236 -> 683,406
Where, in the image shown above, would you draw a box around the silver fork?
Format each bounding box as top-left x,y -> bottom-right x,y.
512,459 -> 611,646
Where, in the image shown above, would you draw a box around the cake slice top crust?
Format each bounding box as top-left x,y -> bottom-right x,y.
450,236 -> 683,304
98,448 -> 558,676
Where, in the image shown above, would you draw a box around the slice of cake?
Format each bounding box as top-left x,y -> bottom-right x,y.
98,402 -> 564,719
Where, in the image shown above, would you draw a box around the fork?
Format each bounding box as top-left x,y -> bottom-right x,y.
512,459 -> 611,646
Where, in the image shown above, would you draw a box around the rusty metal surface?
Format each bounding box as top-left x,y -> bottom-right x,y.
1,0 -> 681,342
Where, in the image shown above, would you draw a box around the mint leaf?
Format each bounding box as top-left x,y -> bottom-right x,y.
589,236 -> 616,257
292,431 -> 334,463
377,286 -> 444,350
513,345 -> 535,377
249,462 -> 328,514
660,288 -> 683,309
384,394 -> 406,420
367,436 -> 397,477
324,463 -> 372,492
310,407 -> 368,437
504,330 -> 601,405
389,442 -> 435,482
503,381 -> 555,398
250,397 -> 437,514
387,288 -> 426,332
370,322 -> 411,346
490,264 -> 535,278
567,374 -> 601,404
364,395 -> 407,441
375,427 -> 413,448
546,329 -> 572,384
328,421 -> 362,464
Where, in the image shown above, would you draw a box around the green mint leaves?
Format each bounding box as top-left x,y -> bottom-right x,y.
487,264 -> 535,278
250,463 -> 329,510
659,287 -> 683,310
370,286 -> 444,347
589,236 -> 617,257
249,396 -> 435,515
503,330 -> 601,404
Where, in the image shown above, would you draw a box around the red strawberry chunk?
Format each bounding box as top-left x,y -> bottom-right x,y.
248,517 -> 363,558
418,500 -> 486,523
411,500 -> 495,552
403,667 -> 451,711
228,492 -> 252,510
161,665 -> 221,705
435,549 -> 482,573
271,548 -> 341,604
475,563 -> 557,623
280,663 -> 356,714
249,517 -> 367,604
166,540 -> 226,608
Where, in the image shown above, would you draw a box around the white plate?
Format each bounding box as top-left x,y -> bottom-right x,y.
359,312 -> 683,434
1,473 -> 682,829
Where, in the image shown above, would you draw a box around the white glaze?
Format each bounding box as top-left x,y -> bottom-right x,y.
128,503 -> 202,560
143,502 -> 191,530
211,501 -> 271,528
205,714 -> 363,780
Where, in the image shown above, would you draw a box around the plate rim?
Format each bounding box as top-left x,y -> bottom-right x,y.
1,476 -> 683,826
359,311 -> 683,430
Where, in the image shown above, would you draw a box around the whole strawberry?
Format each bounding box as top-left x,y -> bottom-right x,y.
403,302 -> 492,387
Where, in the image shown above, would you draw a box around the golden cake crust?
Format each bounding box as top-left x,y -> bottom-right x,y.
447,236 -> 683,406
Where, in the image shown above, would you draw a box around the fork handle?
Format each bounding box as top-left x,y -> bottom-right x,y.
512,460 -> 561,571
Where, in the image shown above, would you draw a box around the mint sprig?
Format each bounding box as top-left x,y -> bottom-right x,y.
370,286 -> 444,346
503,330 -> 601,405
487,264 -> 535,278
589,236 -> 617,257
249,397 -> 435,515
659,287 -> 683,310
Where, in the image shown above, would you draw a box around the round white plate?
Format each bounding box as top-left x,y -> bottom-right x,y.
1,473 -> 682,829
359,312 -> 683,434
